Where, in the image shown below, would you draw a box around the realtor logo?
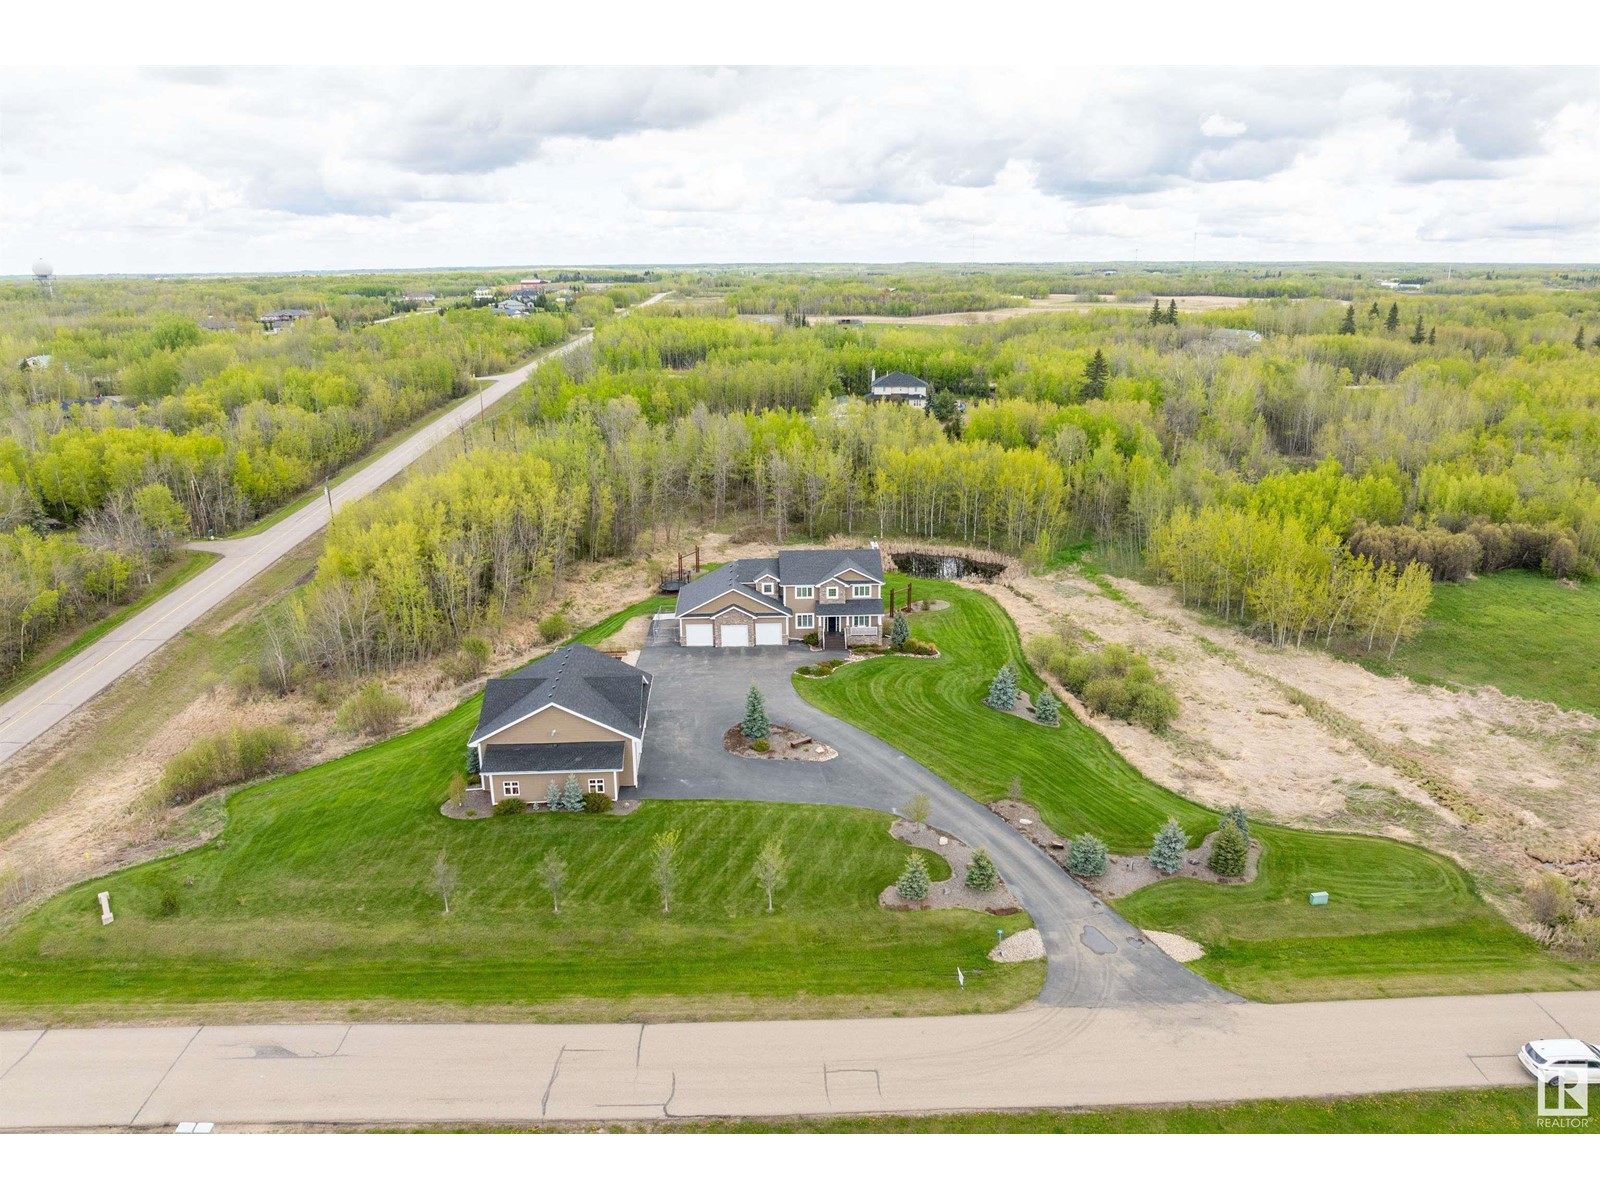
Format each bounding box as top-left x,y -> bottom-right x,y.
1536,1067 -> 1588,1119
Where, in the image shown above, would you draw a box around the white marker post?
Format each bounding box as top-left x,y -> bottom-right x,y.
956,967 -> 965,989
97,891 -> 113,926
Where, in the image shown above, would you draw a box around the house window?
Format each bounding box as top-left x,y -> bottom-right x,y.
502,780 -> 520,797
794,586 -> 814,599
825,586 -> 839,599
852,584 -> 872,598
796,613 -> 815,629
849,615 -> 874,628
761,582 -> 774,595
588,777 -> 606,794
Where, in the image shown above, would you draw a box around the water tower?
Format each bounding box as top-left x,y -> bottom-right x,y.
32,259 -> 54,298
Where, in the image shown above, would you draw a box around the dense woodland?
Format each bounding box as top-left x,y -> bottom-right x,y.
5,265 -> 1597,683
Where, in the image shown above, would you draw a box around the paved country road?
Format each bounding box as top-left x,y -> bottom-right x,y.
0,298 -> 662,766
1,991 -> 1594,1128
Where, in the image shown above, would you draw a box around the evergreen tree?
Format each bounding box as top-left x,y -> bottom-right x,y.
545,780 -> 562,810
1577,326 -> 1588,351
1338,304 -> 1357,335
1166,299 -> 1178,325
1220,804 -> 1251,845
1034,687 -> 1061,726
895,852 -> 931,901
1149,300 -> 1163,325
1081,349 -> 1109,400
889,611 -> 910,649
742,684 -> 770,740
985,663 -> 1020,710
1208,820 -> 1249,877
1428,325 -> 1436,345
1066,832 -> 1108,877
1410,313 -> 1426,344
465,745 -> 480,778
964,847 -> 999,892
1385,302 -> 1400,332
559,773 -> 584,812
1368,301 -> 1380,320
1149,818 -> 1188,875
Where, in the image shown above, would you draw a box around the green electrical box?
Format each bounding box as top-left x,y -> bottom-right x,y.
1309,891 -> 1329,906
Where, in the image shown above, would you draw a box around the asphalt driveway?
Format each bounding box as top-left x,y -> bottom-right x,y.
634,643 -> 1237,1009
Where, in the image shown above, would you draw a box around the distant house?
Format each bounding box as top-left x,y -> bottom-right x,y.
473,288 -> 496,300
259,308 -> 312,333
401,292 -> 437,305
496,299 -> 528,317
869,369 -> 931,411
468,643 -> 653,806
20,354 -> 52,370
517,277 -> 553,293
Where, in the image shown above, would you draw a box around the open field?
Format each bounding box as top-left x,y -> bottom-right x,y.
416,1086 -> 1571,1134
1350,571 -> 1600,717
767,293 -> 1252,326
0,601 -> 1037,1025
797,575 -> 1599,1001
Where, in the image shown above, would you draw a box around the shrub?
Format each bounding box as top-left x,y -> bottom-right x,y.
750,738 -> 770,753
900,638 -> 937,656
459,635 -> 492,672
229,661 -> 262,700
1033,688 -> 1061,725
1128,683 -> 1179,732
1525,874 -> 1576,927
984,663 -> 1020,710
1082,675 -> 1130,717
965,847 -> 999,892
1208,821 -> 1249,877
742,684 -> 771,740
1149,818 -> 1187,875
1066,833 -> 1108,877
159,723 -> 298,803
1220,804 -> 1251,845
156,889 -> 182,918
582,791 -> 614,814
440,649 -> 481,685
895,852 -> 931,901
889,612 -> 910,649
336,682 -> 410,737
1033,629 -> 1180,731
802,631 -> 820,647
537,611 -> 572,643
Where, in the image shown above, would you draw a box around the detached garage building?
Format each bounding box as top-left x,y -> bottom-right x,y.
672,547 -> 886,649
468,643 -> 651,807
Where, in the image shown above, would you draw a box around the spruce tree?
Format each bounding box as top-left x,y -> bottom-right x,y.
1220,804 -> 1251,845
1149,818 -> 1187,875
1577,326 -> 1588,351
1066,833 -> 1108,877
465,745 -> 480,777
1034,688 -> 1061,726
965,847 -> 999,892
1208,820 -> 1249,877
985,663 -> 1019,710
895,852 -> 931,901
1368,301 -> 1380,320
1428,325 -> 1436,345
1338,304 -> 1357,335
1410,314 -> 1426,344
559,774 -> 584,812
742,684 -> 770,740
889,612 -> 910,649
1149,300 -> 1163,325
1385,302 -> 1400,332
1081,349 -> 1109,400
545,780 -> 562,810
1166,299 -> 1178,324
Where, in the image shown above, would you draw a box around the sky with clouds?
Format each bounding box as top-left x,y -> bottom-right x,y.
3,65 -> 1597,274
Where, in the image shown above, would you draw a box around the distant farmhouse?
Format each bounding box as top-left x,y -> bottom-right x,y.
401,292 -> 437,305
259,308 -> 313,333
869,369 -> 931,411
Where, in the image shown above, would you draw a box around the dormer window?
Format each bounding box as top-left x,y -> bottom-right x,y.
761,582 -> 774,595
826,586 -> 839,599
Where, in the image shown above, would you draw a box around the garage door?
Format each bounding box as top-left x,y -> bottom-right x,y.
683,622 -> 714,647
721,624 -> 751,647
755,621 -> 784,646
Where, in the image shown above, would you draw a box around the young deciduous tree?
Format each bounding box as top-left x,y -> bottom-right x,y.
431,849 -> 458,915
985,663 -> 1019,710
651,828 -> 682,914
1208,820 -> 1249,877
1034,688 -> 1060,725
1066,833 -> 1108,877
1149,818 -> 1187,875
742,684 -> 771,740
889,611 -> 910,649
965,847 -> 999,892
1005,775 -> 1024,805
753,836 -> 788,913
905,792 -> 932,830
540,851 -> 568,915
1338,304 -> 1357,335
447,771 -> 467,808
895,851 -> 931,901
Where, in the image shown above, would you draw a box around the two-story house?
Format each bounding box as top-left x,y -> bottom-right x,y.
869,370 -> 930,411
672,547 -> 886,649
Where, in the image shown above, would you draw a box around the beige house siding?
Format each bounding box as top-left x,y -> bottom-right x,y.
487,769 -> 620,805
480,706 -> 638,786
679,590 -> 785,619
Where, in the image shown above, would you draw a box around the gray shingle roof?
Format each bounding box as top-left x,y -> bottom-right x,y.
776,547 -> 884,586
870,371 -> 928,390
813,596 -> 884,616
674,557 -> 788,616
471,643 -> 651,743
480,741 -> 624,774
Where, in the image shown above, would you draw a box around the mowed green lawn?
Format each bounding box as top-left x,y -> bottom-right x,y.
0,598 -> 1038,1024
1349,570 -> 1600,716
799,575 -> 1599,1002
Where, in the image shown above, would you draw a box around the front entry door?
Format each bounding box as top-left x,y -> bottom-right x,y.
825,616 -> 840,634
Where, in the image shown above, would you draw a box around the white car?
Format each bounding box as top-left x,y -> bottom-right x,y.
1519,1039 -> 1600,1083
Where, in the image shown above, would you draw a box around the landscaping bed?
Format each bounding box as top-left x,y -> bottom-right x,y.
879,819 -> 1019,915
723,724 -> 837,761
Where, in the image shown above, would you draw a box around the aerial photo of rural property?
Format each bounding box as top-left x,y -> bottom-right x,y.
1,26 -> 1597,1182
